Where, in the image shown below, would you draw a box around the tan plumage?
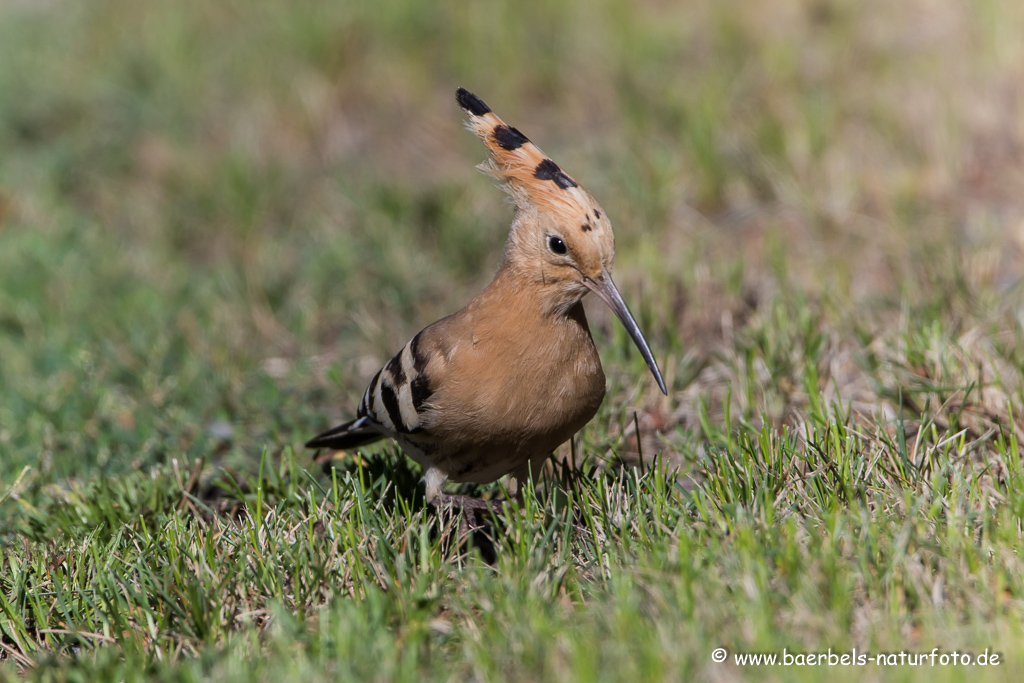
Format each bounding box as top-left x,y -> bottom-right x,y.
307,88 -> 667,507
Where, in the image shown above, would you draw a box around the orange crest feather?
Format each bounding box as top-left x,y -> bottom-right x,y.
456,88 -> 592,217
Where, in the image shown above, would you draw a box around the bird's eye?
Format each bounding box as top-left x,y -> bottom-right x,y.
548,236 -> 567,255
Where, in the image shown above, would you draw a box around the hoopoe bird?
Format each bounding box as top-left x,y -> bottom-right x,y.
307,88 -> 667,514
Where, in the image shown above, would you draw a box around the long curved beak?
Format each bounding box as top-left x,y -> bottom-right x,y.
582,272 -> 668,395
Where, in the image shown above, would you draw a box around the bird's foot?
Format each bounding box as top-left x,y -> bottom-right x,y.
429,494 -> 504,538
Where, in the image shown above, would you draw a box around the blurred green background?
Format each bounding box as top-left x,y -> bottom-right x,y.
3,0 -> 1024,679
1,0 -> 1022,484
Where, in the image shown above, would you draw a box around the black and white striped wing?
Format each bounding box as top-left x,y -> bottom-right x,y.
306,330 -> 437,452
356,331 -> 434,437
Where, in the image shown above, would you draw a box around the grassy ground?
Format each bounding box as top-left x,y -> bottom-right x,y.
2,0 -> 1024,680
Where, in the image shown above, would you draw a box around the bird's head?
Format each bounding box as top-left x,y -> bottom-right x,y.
456,88 -> 667,395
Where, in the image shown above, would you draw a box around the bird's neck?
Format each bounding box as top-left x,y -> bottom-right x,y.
482,260 -> 585,320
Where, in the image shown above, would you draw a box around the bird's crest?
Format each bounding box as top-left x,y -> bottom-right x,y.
456,87 -> 599,227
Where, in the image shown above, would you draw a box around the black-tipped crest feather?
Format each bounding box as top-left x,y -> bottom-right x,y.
456,87 -> 490,116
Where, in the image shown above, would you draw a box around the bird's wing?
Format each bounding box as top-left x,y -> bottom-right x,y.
354,316 -> 457,437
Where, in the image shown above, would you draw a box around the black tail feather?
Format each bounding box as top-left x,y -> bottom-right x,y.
305,418 -> 383,451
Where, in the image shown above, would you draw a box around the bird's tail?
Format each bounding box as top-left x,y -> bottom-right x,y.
305,416 -> 383,451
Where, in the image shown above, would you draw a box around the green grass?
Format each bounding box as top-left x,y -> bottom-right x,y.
3,0 -> 1024,679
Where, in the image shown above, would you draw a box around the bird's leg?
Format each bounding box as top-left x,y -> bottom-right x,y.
423,467 -> 449,506
424,467 -> 503,535
507,462 -> 533,503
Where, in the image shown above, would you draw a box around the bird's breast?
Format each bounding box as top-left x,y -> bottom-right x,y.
426,301 -> 606,457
